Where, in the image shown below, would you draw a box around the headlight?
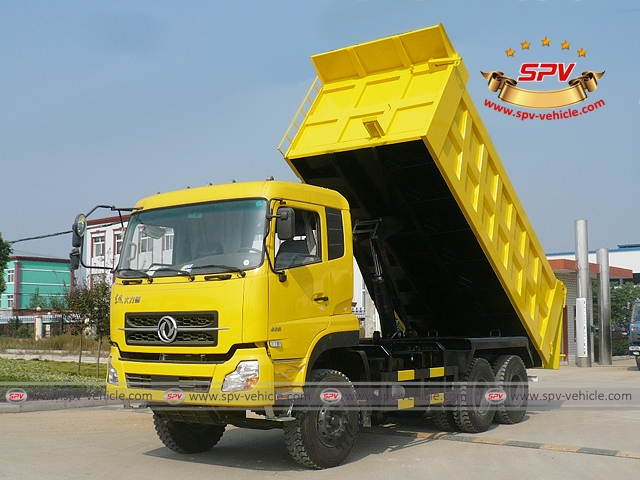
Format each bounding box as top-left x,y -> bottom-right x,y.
107,357 -> 119,386
221,360 -> 259,392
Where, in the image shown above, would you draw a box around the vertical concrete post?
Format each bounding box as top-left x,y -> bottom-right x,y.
597,248 -> 613,365
575,220 -> 592,367
34,307 -> 43,341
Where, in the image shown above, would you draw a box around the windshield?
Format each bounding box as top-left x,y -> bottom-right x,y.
632,301 -> 640,324
117,198 -> 267,278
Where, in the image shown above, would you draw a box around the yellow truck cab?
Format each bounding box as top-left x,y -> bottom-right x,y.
70,25 -> 566,469
106,180 -> 358,408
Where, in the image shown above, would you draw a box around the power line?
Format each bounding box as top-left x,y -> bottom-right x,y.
8,230 -> 72,244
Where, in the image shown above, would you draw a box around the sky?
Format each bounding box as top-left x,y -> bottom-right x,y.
1,0 -> 639,259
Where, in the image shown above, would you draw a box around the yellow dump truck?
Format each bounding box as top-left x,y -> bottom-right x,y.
70,25 -> 565,469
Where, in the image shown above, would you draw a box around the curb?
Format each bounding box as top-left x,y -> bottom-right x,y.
0,399 -> 120,414
365,426 -> 640,460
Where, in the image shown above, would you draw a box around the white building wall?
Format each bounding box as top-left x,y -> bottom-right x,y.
83,219 -> 127,285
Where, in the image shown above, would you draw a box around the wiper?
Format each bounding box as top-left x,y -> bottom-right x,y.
153,267 -> 195,282
117,268 -> 153,284
190,264 -> 246,277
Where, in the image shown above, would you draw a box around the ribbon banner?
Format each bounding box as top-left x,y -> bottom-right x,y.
481,70 -> 604,109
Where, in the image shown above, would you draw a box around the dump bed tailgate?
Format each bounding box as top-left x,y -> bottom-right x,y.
280,25 -> 566,368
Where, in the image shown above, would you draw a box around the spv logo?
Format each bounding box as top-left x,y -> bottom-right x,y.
485,388 -> 507,405
482,36 -> 604,111
517,63 -> 576,83
320,388 -> 342,404
164,389 -> 185,404
6,388 -> 28,403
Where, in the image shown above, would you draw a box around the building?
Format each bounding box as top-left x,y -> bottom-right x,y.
81,215 -> 129,286
548,258 -> 633,364
1,253 -> 71,315
548,245 -> 640,283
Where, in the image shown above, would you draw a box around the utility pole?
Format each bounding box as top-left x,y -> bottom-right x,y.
597,248 -> 612,365
575,220 -> 592,367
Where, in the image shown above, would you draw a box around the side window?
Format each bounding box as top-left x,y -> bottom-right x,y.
274,208 -> 321,269
326,208 -> 344,260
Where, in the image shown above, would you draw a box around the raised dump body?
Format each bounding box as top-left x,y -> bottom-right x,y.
280,25 -> 566,369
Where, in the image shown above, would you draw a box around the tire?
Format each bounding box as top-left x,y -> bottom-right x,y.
153,412 -> 225,454
430,405 -> 458,432
283,369 -> 359,469
492,355 -> 528,424
453,358 -> 496,433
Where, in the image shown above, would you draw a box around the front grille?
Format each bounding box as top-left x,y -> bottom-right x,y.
123,312 -> 219,346
125,373 -> 211,392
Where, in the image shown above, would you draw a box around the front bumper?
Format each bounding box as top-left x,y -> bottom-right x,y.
106,345 -> 275,408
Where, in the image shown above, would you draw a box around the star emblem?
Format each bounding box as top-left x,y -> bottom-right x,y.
506,47 -> 515,57
521,40 -> 530,50
577,48 -> 587,57
541,37 -> 551,47
561,40 -> 570,50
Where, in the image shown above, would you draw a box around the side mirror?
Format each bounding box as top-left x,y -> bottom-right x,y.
72,231 -> 82,248
71,214 -> 86,248
69,248 -> 81,271
276,207 -> 295,240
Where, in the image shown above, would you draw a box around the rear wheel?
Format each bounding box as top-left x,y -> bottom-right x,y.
453,358 -> 496,433
430,405 -> 458,432
283,369 -> 359,469
492,355 -> 528,424
153,412 -> 225,454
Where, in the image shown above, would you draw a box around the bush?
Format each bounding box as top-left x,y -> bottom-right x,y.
612,339 -> 630,356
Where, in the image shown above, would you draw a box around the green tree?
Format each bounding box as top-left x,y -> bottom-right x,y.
0,232 -> 12,296
593,280 -> 640,329
51,276 -> 111,376
28,287 -> 49,309
609,282 -> 640,328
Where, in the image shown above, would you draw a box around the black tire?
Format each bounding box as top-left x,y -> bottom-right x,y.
453,358 -> 496,433
153,412 -> 225,454
283,369 -> 359,469
430,405 -> 458,432
492,355 -> 528,424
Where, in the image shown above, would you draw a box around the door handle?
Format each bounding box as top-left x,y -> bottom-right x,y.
313,296 -> 329,303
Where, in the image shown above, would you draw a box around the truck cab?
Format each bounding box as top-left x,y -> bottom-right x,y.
94,180 -> 359,409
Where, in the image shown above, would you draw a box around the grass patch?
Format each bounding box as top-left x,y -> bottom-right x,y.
0,334 -> 110,357
0,357 -> 105,383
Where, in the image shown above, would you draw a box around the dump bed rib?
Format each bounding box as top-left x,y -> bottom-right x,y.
280,25 -> 566,368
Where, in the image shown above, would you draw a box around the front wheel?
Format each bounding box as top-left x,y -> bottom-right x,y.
283,369 -> 359,469
153,412 -> 225,454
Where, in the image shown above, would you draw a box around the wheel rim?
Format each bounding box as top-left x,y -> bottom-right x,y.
472,378 -> 491,416
316,402 -> 350,447
508,373 -> 525,408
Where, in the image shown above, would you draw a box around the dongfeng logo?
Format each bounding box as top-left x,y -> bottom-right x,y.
157,316 -> 178,343
6,388 -> 28,403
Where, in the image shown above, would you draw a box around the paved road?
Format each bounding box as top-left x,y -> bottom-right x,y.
1,358 -> 639,479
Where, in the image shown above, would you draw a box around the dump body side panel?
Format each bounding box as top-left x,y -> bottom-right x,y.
280,25 -> 566,368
